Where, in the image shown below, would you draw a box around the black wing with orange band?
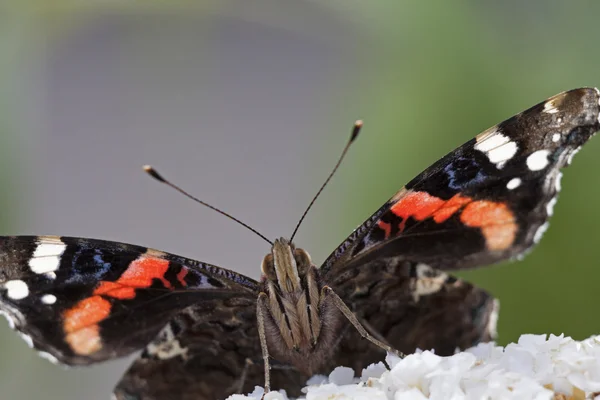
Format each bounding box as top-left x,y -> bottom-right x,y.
322,87 -> 600,274
0,236 -> 258,365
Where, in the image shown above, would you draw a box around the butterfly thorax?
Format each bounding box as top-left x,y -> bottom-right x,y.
260,238 -> 325,356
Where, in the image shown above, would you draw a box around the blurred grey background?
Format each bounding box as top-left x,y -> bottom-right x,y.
2,2 -> 600,399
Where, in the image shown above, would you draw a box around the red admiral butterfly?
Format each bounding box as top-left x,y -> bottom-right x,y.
0,88 -> 598,399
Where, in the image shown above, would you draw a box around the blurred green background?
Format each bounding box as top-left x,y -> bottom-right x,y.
2,1 -> 600,399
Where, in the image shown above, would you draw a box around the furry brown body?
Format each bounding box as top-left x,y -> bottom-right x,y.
259,238 -> 347,376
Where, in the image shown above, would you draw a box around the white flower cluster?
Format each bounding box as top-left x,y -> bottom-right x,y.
228,334 -> 600,399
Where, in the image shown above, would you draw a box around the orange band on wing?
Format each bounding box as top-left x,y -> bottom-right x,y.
390,191 -> 473,228
390,191 -> 446,221
63,295 -> 111,355
432,194 -> 472,223
109,257 -> 172,292
387,190 -> 517,250
93,281 -> 136,300
377,220 -> 392,239
94,257 -> 172,300
62,256 -> 175,355
176,268 -> 188,286
460,200 -> 517,250
63,295 -> 111,333
65,325 -> 102,356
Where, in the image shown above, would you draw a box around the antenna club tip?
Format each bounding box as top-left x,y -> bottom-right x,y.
143,165 -> 166,183
350,119 -> 363,142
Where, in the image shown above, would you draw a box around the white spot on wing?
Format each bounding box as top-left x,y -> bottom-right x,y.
474,130 -> 509,152
533,222 -> 550,243
411,263 -> 448,302
146,323 -> 189,360
526,150 -> 550,171
31,241 -> 66,258
38,351 -> 60,365
487,141 -> 518,166
474,130 -> 518,168
18,331 -> 34,348
4,280 -> 29,300
487,299 -> 500,339
567,146 -> 581,165
552,133 -> 561,143
596,87 -> 600,123
41,294 -> 57,305
555,172 -> 563,191
29,241 -> 67,274
543,100 -> 559,114
506,178 -> 521,190
546,197 -> 558,216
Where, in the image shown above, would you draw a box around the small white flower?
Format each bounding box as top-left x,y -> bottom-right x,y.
231,334 -> 600,399
328,366 -> 355,385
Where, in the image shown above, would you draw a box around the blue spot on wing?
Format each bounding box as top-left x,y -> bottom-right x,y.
64,247 -> 117,284
444,157 -> 487,190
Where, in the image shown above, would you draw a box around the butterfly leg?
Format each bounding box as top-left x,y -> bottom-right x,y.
226,357 -> 255,395
322,286 -> 406,359
256,292 -> 272,398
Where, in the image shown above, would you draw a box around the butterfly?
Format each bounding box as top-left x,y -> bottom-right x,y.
0,88 -> 598,400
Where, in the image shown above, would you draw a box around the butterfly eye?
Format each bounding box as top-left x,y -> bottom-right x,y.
261,253 -> 277,281
293,248 -> 312,276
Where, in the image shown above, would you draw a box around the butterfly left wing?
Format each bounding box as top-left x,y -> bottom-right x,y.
323,87 -> 600,273
114,297 -> 310,400
0,236 -> 258,366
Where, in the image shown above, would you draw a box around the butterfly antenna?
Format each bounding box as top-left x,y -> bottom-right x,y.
289,120 -> 363,242
143,165 -> 273,246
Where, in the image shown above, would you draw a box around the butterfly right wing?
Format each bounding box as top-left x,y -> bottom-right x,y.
0,235 -> 258,366
327,258 -> 497,363
322,88 -> 600,274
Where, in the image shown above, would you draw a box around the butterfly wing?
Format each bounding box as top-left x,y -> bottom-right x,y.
323,87 -> 600,273
114,298 -> 309,400
327,259 -> 497,361
321,88 -> 598,359
0,236 -> 258,366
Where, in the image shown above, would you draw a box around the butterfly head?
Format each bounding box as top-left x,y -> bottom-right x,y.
261,238 -> 312,293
